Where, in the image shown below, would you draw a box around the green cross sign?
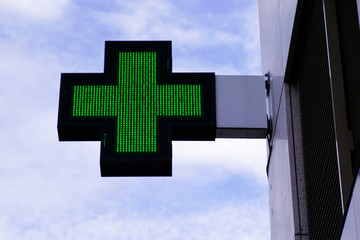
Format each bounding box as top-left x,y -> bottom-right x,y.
73,51 -> 202,152
58,41 -> 216,176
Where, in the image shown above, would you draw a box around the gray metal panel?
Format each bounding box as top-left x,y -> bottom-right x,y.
215,75 -> 267,138
324,0 -> 354,211
279,0 -> 298,72
296,2 -> 342,238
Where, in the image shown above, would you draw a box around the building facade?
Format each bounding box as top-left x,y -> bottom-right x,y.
258,0 -> 360,239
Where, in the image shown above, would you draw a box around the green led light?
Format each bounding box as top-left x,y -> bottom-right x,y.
72,52 -> 202,153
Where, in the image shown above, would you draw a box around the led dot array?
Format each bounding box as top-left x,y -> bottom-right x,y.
73,52 -> 202,153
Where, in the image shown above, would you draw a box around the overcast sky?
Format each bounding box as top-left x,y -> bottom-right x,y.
0,0 -> 270,239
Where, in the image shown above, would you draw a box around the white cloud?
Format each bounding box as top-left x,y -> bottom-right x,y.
0,0 -> 69,20
0,198 -> 269,240
76,200 -> 269,240
173,139 -> 268,184
96,0 -> 254,51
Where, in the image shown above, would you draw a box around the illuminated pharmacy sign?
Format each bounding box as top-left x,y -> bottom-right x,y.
58,41 -> 216,176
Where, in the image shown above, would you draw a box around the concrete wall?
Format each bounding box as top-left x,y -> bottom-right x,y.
258,0 -> 308,239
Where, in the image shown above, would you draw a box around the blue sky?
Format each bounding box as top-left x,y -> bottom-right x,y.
0,0 -> 270,239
